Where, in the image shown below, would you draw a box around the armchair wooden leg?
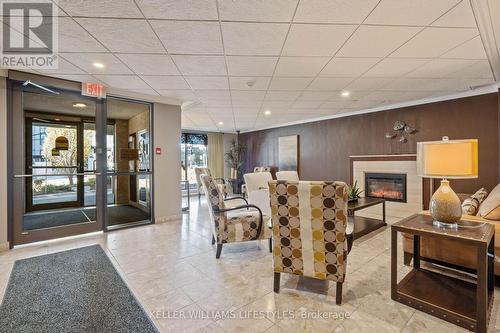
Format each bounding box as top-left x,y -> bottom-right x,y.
336,282 -> 343,305
211,235 -> 215,245
403,252 -> 412,266
268,238 -> 273,253
215,244 -> 223,259
273,272 -> 280,293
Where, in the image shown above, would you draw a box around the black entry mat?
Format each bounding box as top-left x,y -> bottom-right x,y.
0,245 -> 158,333
23,205 -> 150,230
23,209 -> 91,230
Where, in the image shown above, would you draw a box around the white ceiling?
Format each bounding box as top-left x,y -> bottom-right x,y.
7,0 -> 499,132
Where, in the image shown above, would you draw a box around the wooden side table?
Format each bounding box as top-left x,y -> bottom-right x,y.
391,214 -> 495,332
348,197 -> 386,239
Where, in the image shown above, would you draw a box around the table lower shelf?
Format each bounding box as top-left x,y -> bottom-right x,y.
394,268 -> 493,332
349,215 -> 386,239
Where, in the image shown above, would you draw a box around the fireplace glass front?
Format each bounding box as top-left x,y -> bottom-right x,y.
364,172 -> 407,203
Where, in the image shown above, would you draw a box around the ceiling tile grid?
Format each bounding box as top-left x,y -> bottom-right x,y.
34,0 -> 497,131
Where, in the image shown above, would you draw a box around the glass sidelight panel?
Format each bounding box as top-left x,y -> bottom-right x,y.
105,97 -> 152,228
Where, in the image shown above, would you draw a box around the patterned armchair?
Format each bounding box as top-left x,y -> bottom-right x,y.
195,167 -> 227,199
201,174 -> 272,258
268,180 -> 350,304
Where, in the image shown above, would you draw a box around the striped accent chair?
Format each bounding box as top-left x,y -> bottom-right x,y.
269,180 -> 349,304
201,174 -> 272,258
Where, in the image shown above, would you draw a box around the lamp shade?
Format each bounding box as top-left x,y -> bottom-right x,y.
417,138 -> 478,179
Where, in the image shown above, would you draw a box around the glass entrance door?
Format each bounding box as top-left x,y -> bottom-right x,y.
10,80 -> 106,244
27,120 -> 81,211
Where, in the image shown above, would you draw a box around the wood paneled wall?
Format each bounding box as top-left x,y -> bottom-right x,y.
240,93 -> 500,194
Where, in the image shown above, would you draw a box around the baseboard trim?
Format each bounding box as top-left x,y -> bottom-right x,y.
0,242 -> 10,252
155,214 -> 182,223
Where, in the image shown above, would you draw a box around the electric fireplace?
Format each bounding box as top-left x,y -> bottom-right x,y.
365,172 -> 407,203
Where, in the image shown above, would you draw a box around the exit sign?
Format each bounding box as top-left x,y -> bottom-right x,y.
82,82 -> 106,98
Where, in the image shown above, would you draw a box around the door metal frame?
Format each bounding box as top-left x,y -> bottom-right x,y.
7,71 -> 155,246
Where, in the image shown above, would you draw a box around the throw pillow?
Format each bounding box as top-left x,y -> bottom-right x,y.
461,187 -> 488,215
478,183 -> 500,220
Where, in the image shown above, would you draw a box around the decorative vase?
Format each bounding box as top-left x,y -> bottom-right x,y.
429,179 -> 462,229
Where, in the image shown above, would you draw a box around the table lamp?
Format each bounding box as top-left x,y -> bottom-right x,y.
417,137 -> 478,229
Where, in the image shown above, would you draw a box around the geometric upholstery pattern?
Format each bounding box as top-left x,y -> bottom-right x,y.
201,174 -> 270,245
195,167 -> 227,198
268,180 -> 348,283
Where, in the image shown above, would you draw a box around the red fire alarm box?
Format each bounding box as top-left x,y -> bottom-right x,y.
155,147 -> 162,155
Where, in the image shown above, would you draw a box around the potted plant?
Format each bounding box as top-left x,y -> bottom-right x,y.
348,181 -> 363,202
224,139 -> 246,193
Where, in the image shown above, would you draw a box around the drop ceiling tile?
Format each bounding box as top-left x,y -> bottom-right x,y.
382,78 -> 463,91
229,77 -> 271,90
345,77 -> 393,90
275,57 -> 330,77
151,21 -> 223,55
117,54 -> 179,75
406,58 -> 477,78
195,90 -> 231,100
58,18 -> 106,52
136,0 -> 218,19
265,91 -> 302,100
93,75 -> 151,90
337,25 -> 420,57
232,99 -> 261,107
231,90 -> 267,101
291,101 -> 322,108
283,24 -> 356,56
296,91 -> 334,101
226,56 -> 278,76
171,55 -> 227,76
218,0 -> 298,22
307,77 -> 353,90
37,58 -> 85,75
77,18 -> 164,53
318,100 -> 353,109
54,0 -> 142,17
391,27 -> 479,58
222,22 -> 289,56
184,76 -> 228,90
130,89 -> 160,96
49,74 -> 98,83
432,0 -> 477,28
440,36 -> 487,59
448,60 -> 493,79
157,90 -> 198,102
261,100 -> 294,108
365,0 -> 459,26
269,77 -> 314,90
61,53 -> 132,74
363,58 -> 430,77
141,75 -> 190,89
201,99 -> 233,107
461,78 -> 495,89
294,0 -> 379,24
350,99 -> 384,109
320,57 -> 381,77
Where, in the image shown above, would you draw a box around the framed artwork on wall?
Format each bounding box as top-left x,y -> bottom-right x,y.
278,135 -> 299,171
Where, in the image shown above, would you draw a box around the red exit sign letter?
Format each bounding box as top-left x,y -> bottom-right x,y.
82,82 -> 106,99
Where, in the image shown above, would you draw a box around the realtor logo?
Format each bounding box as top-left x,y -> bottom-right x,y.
0,0 -> 58,69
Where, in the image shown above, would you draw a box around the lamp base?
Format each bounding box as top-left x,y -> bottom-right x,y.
432,220 -> 458,230
429,179 -> 462,225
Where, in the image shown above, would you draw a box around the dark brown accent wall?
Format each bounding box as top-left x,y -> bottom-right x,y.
240,93 -> 500,194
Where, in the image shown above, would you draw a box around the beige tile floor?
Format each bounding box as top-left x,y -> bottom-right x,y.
0,197 -> 499,333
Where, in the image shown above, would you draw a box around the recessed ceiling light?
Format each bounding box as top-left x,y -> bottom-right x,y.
54,118 -> 60,121
341,91 -> 350,97
73,102 -> 87,108
264,109 -> 271,116
93,62 -> 105,69
218,121 -> 224,126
